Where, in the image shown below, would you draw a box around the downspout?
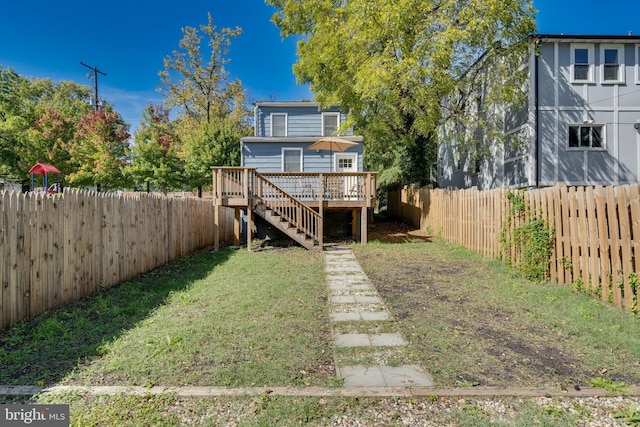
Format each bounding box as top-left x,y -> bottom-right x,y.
534,48 -> 540,188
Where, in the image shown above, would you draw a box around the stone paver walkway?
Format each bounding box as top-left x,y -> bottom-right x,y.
324,246 -> 433,387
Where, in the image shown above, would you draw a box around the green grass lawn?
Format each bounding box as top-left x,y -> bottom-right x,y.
0,246 -> 333,388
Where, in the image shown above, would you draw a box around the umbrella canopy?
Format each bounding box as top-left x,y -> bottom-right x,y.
306,137 -> 358,152
306,137 -> 358,172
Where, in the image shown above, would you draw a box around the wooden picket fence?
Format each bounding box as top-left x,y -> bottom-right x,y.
0,189 -> 235,330
388,184 -> 640,311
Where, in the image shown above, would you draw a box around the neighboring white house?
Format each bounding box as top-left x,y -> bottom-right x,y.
438,34 -> 640,190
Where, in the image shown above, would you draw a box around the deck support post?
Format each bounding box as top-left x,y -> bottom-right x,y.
246,200 -> 253,252
361,172 -> 372,244
318,174 -> 324,248
213,168 -> 220,251
352,209 -> 357,237
234,208 -> 241,246
360,207 -> 368,244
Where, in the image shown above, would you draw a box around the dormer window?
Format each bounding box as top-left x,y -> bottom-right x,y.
322,112 -> 340,136
271,113 -> 287,137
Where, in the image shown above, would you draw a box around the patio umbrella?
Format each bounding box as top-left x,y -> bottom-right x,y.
306,137 -> 358,171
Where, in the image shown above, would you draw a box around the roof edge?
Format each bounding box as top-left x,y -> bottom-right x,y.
255,101 -> 321,107
532,33 -> 640,41
241,136 -> 363,143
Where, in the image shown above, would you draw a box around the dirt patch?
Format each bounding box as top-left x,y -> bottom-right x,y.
368,219 -> 432,244
352,218 -> 640,388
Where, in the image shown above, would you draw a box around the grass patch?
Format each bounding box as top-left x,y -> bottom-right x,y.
590,377 -> 630,395
1,247 -> 335,388
353,220 -> 640,388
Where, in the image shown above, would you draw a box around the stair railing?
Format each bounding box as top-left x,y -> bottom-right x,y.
252,170 -> 321,244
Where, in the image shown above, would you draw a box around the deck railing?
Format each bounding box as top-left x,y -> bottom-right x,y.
212,168 -> 376,206
259,172 -> 376,204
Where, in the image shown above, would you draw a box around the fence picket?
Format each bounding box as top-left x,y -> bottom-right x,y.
0,191 -> 235,330
575,187 -> 590,290
630,185 -> 640,290
388,183 -> 639,311
0,193 -> 7,327
605,186 -> 623,307
584,187 -> 600,296
617,187 -> 634,310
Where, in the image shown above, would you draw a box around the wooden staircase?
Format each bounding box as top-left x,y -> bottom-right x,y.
251,171 -> 321,250
252,203 -> 317,250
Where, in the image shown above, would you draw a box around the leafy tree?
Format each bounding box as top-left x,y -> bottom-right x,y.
65,109 -> 131,191
180,117 -> 245,193
0,67 -> 28,178
23,107 -> 75,178
268,0 -> 536,186
158,13 -> 251,194
159,13 -> 247,125
130,103 -> 184,193
0,66 -> 91,184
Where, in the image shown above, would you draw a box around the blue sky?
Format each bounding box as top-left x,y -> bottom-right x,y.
1,0 -> 639,133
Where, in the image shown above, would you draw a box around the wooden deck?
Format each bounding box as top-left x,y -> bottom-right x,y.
212,168 -> 377,250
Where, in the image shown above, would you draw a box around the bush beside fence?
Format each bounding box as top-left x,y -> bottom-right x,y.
388,184 -> 640,312
0,189 -> 235,330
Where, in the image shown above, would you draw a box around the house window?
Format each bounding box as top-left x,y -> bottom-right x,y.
601,44 -> 624,83
271,113 -> 287,137
282,148 -> 302,172
338,158 -> 353,169
571,44 -> 594,83
322,113 -> 340,136
568,124 -> 604,149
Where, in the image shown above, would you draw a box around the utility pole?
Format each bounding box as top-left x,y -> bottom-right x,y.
80,61 -> 106,110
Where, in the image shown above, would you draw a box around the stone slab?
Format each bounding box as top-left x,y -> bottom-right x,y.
338,366 -> 387,387
330,311 -> 390,322
354,296 -> 383,304
329,284 -> 375,291
380,366 -> 435,387
333,333 -> 407,347
370,333 -> 406,346
337,365 -> 434,387
360,311 -> 390,321
333,333 -> 371,347
330,312 -> 362,322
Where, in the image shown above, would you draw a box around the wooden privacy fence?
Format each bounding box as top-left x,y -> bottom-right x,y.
0,189 -> 235,330
388,184 -> 640,311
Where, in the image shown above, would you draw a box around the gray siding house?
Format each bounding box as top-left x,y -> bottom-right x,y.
439,34 -> 640,190
213,101 -> 375,249
241,102 -> 364,172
